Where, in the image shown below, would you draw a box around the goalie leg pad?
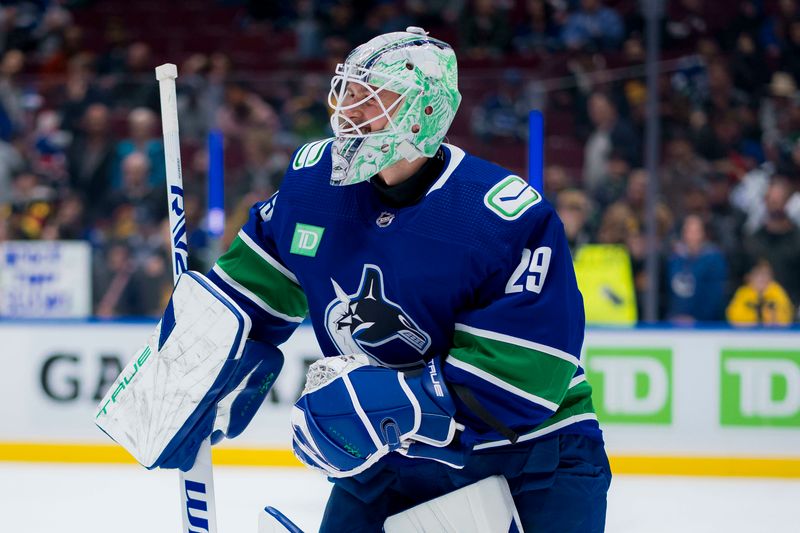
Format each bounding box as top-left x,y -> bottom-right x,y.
95,271 -> 281,469
384,476 -> 524,533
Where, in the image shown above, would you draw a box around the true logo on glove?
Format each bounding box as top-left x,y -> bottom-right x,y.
427,359 -> 445,397
95,345 -> 152,419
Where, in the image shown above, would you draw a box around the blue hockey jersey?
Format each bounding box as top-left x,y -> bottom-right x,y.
207,140 -> 601,449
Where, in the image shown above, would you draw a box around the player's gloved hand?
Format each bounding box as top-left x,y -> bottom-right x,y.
291,355 -> 457,478
156,339 -> 283,471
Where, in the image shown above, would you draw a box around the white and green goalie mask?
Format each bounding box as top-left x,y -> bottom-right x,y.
328,27 -> 462,185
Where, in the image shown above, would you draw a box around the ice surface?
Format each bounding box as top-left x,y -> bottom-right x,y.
1,463 -> 798,532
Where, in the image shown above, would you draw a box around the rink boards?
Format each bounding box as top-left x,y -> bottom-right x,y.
1,321 -> 799,477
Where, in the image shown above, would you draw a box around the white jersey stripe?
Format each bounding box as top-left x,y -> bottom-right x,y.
473,413 -> 599,450
454,323 -> 580,367
569,374 -> 586,389
212,264 -> 304,323
427,144 -> 466,195
237,229 -> 299,285
446,356 -> 560,412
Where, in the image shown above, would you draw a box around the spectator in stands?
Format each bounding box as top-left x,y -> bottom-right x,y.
665,0 -> 709,51
111,41 -> 159,110
471,69 -> 528,142
67,103 -> 115,219
0,4 -> 39,53
7,171 -> 57,240
459,0 -> 512,60
702,59 -> 751,118
704,172 -> 748,289
730,32 -> 771,96
513,0 -> 563,55
131,246 -> 173,317
58,52 -> 108,134
216,81 -> 280,143
33,3 -> 74,72
204,52 -> 233,127
759,71 -> 800,163
723,1 -> 764,49
660,129 -> 712,220
543,165 -> 576,200
235,128 -> 289,201
112,107 -> 166,188
175,54 -> 212,145
743,176 -> 800,305
0,49 -> 25,141
107,152 -> 166,232
582,92 -> 639,192
94,241 -> 143,318
760,0 -> 799,60
599,169 -> 674,317
46,192 -> 87,240
283,74 -> 331,143
31,109 -> 69,185
291,0 -> 324,60
0,134 -> 24,204
556,189 -> 593,256
561,0 -> 624,52
666,214 -> 728,324
593,149 -> 630,212
726,259 -> 795,326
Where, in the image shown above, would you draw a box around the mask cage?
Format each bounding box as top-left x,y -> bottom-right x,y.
328,62 -> 421,137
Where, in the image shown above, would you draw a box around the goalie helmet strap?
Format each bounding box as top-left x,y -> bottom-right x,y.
450,383 -> 519,445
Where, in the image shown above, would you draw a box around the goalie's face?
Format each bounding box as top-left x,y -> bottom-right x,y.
328,63 -> 415,138
337,82 -> 402,135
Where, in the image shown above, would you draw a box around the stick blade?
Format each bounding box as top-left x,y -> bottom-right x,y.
155,63 -> 178,81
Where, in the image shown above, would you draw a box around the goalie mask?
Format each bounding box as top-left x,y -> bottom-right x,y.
328,27 -> 462,185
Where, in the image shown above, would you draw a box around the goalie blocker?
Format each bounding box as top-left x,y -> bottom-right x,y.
95,271 -> 284,471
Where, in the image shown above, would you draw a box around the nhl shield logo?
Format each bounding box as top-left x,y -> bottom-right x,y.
376,212 -> 395,227
324,264 -> 432,368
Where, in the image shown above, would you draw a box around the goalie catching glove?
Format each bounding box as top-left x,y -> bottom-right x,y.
291,354 -> 466,478
95,271 -> 283,471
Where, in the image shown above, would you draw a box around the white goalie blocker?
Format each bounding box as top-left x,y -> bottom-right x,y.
95,271 -> 251,468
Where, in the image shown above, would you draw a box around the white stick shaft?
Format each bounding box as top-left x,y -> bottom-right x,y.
156,63 -> 189,284
156,62 -> 218,533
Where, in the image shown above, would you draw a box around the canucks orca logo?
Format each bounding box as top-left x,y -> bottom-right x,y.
325,264 -> 432,368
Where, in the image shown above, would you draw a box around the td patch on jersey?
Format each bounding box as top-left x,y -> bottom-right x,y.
324,264 -> 432,368
484,175 -> 541,220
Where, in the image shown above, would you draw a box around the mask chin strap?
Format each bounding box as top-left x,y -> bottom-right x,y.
397,140 -> 423,162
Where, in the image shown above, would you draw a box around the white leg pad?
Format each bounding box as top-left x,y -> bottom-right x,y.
384,475 -> 524,533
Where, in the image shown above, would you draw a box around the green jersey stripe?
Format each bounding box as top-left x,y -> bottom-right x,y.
446,355 -> 560,412
454,323 -> 579,367
237,230 -> 299,284
474,378 -> 597,450
449,329 -> 578,404
473,412 -> 598,450
212,265 -> 304,323
215,243 -> 307,318
216,236 -> 307,319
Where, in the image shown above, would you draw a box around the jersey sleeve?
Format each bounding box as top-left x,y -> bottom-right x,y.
206,194 -> 308,346
443,206 -> 593,446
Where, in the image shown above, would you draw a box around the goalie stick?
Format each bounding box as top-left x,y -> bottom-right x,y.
155,62 -> 219,533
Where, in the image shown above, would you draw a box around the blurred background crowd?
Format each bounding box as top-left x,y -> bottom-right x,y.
1,0 -> 799,325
